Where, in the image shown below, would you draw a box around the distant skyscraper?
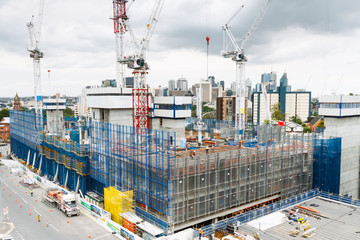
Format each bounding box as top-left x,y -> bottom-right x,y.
177,78 -> 188,91
219,81 -> 225,91
168,80 -> 176,91
261,72 -> 277,92
255,83 -> 262,92
245,78 -> 252,100
208,76 -> 216,87
231,82 -> 236,91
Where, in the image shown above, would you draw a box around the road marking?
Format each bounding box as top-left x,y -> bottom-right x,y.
34,208 -> 41,216
93,233 -> 114,240
50,224 -> 59,232
21,198 -> 28,204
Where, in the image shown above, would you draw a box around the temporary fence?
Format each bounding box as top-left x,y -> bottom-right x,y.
196,189 -> 360,238
197,189 -> 319,237
317,191 -> 360,207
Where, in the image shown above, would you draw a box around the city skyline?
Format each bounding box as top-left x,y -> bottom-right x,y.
0,0 -> 359,97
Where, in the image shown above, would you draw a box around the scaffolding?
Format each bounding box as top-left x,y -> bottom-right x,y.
89,120 -> 176,228
10,110 -> 90,193
169,132 -> 313,231
89,120 -> 313,233
10,110 -> 316,234
185,117 -> 256,140
10,110 -> 43,161
38,133 -> 90,175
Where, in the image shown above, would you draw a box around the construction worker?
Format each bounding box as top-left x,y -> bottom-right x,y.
198,229 -> 203,240
38,214 -> 40,222
30,190 -> 33,197
205,146 -> 209,154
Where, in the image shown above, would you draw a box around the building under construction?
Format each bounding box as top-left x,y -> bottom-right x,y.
10,108 -> 314,235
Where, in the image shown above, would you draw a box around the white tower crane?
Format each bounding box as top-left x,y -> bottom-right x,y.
122,0 -> 165,129
27,0 -> 45,115
126,0 -> 165,89
222,0 -> 271,142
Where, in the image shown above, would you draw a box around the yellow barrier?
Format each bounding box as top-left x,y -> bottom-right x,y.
104,187 -> 133,224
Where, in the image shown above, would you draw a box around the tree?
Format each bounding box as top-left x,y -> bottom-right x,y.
303,126 -> 312,133
271,103 -> 285,121
0,108 -> 9,120
63,107 -> 74,117
289,115 -> 302,125
317,120 -> 324,128
191,102 -> 215,119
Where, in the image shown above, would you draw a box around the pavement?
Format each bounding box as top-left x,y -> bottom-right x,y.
0,161 -> 119,240
0,221 -> 14,235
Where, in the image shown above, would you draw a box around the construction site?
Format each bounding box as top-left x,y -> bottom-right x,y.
6,0 -> 360,239
10,108 -> 316,235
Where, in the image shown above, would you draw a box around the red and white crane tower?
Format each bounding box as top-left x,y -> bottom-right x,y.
111,0 -> 165,129
222,0 -> 271,142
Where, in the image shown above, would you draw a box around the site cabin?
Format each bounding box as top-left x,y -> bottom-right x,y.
42,190 -> 80,217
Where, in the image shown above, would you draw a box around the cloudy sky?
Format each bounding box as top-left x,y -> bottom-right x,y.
0,0 -> 359,98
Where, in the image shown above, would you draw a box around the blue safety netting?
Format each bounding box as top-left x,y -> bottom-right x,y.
313,137 -> 341,194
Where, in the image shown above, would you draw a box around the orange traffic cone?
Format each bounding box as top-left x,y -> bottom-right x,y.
29,209 -> 32,215
20,202 -> 22,208
88,233 -> 91,238
35,199 -> 38,202
46,220 -> 49,227
15,198 -> 17,203
50,208 -> 52,212
67,220 -> 69,223
9,192 -> 11,197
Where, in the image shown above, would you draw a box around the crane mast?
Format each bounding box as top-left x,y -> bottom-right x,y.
222,0 -> 271,142
115,0 -> 165,130
261,82 -> 272,123
112,0 -> 129,88
131,0 -> 165,89
27,0 -> 45,116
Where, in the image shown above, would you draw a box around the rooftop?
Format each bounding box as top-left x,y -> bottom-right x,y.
236,197 -> 360,240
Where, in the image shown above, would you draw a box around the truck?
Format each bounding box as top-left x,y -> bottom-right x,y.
42,189 -> 80,217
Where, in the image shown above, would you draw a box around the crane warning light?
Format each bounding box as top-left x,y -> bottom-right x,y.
206,36 -> 210,45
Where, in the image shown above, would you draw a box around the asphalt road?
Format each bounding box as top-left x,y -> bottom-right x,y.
0,164 -> 118,240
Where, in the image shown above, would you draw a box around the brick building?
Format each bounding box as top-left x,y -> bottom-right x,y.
0,117 -> 10,142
